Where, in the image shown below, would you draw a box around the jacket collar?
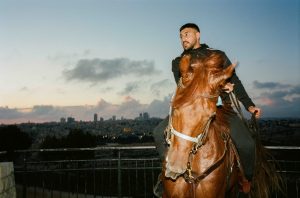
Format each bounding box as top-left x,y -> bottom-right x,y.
181,43 -> 209,56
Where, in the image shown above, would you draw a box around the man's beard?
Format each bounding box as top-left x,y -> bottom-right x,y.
183,42 -> 194,50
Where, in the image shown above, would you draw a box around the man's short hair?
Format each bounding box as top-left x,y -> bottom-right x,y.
180,23 -> 200,32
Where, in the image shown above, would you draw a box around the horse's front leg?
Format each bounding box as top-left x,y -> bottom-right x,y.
163,177 -> 191,198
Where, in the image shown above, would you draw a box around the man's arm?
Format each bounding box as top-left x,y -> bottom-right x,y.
222,52 -> 261,118
172,57 -> 181,84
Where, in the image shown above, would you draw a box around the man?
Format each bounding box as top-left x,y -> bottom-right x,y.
154,23 -> 261,185
175,23 -> 260,180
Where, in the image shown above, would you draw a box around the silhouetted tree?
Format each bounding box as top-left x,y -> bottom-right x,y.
39,129 -> 97,160
0,125 -> 32,160
40,136 -> 61,149
0,125 -> 32,151
63,129 -> 97,148
140,134 -> 154,143
117,133 -> 139,144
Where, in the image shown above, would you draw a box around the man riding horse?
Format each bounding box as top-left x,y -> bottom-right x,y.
153,23 -> 261,196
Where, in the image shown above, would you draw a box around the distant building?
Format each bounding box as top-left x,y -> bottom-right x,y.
112,115 -> 116,121
94,113 -> 98,122
100,117 -> 104,122
143,112 -> 149,120
67,117 -> 75,123
60,117 -> 66,123
136,112 -> 150,120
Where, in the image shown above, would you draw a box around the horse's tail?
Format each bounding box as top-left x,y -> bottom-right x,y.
249,137 -> 286,198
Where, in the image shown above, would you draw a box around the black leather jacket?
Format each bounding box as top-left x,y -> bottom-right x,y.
171,44 -> 255,110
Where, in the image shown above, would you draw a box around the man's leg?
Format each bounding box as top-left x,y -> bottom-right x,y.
152,116 -> 169,197
229,114 -> 256,180
153,116 -> 169,160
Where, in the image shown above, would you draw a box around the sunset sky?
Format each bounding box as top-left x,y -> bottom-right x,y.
0,0 -> 299,124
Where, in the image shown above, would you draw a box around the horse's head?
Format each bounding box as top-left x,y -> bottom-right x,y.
165,52 -> 236,180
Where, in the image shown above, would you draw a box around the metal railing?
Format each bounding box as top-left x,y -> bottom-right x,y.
14,146 -> 161,198
1,146 -> 299,198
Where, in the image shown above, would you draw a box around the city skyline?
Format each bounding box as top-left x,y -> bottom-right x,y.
0,0 -> 299,124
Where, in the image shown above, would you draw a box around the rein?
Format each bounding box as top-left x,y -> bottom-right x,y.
184,132 -> 230,183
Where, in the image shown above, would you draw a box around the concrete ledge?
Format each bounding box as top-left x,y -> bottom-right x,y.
0,162 -> 16,198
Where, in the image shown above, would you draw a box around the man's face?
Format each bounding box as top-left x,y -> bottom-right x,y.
180,28 -> 200,50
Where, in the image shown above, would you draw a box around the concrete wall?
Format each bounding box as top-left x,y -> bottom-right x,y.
0,162 -> 16,198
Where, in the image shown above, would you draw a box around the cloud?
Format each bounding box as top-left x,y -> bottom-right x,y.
99,86 -> 114,93
259,95 -> 300,118
48,50 -> 92,67
252,81 -> 300,117
150,79 -> 174,97
146,94 -> 171,118
0,105 -> 67,124
0,96 -> 170,124
0,107 -> 23,119
19,87 -> 29,92
1,80 -> 298,124
118,81 -> 140,95
290,86 -> 300,94
63,58 -> 159,83
253,80 -> 291,89
31,105 -> 65,116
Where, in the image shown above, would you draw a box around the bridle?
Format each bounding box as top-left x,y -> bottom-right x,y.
165,86 -> 230,184
165,84 -> 219,148
165,111 -> 216,151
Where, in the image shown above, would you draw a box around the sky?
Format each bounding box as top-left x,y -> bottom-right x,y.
0,0 -> 299,124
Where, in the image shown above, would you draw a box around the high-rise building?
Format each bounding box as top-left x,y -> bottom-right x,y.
67,117 -> 75,123
143,112 -> 149,120
94,113 -> 98,122
60,117 -> 66,123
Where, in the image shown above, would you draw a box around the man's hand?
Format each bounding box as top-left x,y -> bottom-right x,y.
222,82 -> 234,93
248,106 -> 262,119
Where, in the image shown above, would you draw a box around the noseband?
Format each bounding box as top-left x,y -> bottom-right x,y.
166,112 -> 216,150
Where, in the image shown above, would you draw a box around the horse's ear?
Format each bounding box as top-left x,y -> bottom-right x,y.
210,62 -> 237,86
223,62 -> 237,79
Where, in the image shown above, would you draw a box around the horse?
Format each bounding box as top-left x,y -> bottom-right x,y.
160,51 -> 283,198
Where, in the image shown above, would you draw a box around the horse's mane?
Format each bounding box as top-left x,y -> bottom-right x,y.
172,51 -> 227,109
212,104 -> 235,135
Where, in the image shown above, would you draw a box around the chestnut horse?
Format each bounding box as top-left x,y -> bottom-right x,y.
161,52 -> 282,197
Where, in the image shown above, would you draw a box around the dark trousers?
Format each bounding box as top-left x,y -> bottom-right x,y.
153,114 -> 255,180
229,114 -> 256,180
153,116 -> 169,160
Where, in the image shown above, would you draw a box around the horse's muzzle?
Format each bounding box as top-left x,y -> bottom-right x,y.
165,158 -> 186,180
